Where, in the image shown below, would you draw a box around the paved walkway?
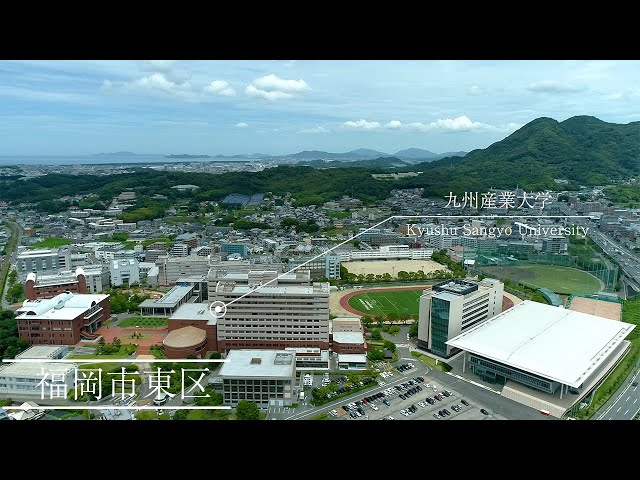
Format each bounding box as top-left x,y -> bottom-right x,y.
80,325 -> 167,348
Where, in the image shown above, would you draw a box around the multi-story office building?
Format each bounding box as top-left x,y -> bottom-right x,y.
220,243 -> 249,258
209,269 -> 330,351
157,255 -> 210,286
286,254 -> 341,279
16,248 -> 71,281
542,236 -> 568,254
218,349 -> 296,407
417,278 -> 503,358
170,243 -> 190,257
16,292 -> 111,345
109,258 -> 140,287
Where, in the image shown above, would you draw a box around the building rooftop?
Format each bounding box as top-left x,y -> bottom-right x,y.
333,331 -> 365,344
446,300 -> 636,388
163,326 -> 207,349
219,350 -> 295,378
17,292 -> 109,320
16,345 -> 68,360
337,354 -> 367,363
139,285 -> 194,308
0,361 -> 76,377
170,303 -> 216,325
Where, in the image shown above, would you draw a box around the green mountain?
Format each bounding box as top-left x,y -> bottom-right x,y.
404,115 -> 640,196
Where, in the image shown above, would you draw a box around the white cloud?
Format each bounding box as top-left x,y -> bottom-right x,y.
235,122 -> 249,128
527,80 -> 583,94
345,116 -> 519,134
205,80 -> 236,97
245,84 -> 293,101
467,85 -> 483,95
245,74 -> 310,101
299,126 -> 329,133
343,119 -> 381,130
102,72 -> 196,101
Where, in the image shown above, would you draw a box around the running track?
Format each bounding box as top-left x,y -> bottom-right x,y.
340,285 -> 515,316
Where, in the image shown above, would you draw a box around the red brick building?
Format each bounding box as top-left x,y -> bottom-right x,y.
24,267 -> 87,301
164,303 -> 217,358
16,292 -> 110,345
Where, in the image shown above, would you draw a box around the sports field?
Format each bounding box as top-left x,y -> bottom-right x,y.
481,264 -> 604,295
347,288 -> 423,317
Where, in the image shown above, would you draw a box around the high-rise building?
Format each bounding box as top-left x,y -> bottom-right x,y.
208,269 -> 330,351
170,243 -> 190,257
417,278 -> 504,358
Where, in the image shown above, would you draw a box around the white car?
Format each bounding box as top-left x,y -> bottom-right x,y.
400,409 -> 408,416
329,409 -> 338,416
370,404 -> 379,411
378,381 -> 386,386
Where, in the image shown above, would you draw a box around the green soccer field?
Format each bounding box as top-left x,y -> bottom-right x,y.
481,264 -> 604,295
347,289 -> 423,317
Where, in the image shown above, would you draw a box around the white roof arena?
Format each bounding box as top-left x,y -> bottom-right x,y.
447,300 -> 635,388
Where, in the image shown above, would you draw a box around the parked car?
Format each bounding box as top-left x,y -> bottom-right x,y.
480,409 -> 490,415
383,399 -> 391,406
460,399 -> 469,406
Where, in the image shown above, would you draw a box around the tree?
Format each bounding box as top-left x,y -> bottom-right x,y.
361,316 -> 373,328
371,329 -> 382,340
173,409 -> 189,420
383,340 -> 396,353
235,400 -> 260,420
112,337 -> 121,347
409,319 -> 419,338
367,348 -> 384,361
6,283 -> 24,304
209,351 -> 222,359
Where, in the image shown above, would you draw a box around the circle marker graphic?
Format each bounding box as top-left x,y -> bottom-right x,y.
209,301 -> 227,318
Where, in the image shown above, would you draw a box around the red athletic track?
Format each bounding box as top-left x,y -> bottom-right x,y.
340,285 -> 515,317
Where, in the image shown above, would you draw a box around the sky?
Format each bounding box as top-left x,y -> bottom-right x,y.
1,60 -> 639,156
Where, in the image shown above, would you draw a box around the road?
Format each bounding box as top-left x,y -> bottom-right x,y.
0,220 -> 19,310
597,369 -> 640,420
559,203 -> 640,290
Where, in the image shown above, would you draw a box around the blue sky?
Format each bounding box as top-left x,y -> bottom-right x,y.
1,60 -> 639,155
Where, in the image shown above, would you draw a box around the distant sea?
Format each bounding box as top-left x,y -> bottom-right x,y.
0,154 -> 256,166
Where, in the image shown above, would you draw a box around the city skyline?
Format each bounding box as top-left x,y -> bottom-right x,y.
2,60 -> 640,155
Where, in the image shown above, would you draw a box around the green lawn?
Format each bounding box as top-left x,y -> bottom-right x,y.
29,237 -> 71,248
481,264 -> 603,295
347,288 -> 423,317
119,317 -> 168,328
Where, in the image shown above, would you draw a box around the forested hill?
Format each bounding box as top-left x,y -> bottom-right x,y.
1,116 -> 639,210
402,116 -> 640,196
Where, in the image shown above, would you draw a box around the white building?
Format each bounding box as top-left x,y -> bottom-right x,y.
157,255 -> 210,286
447,300 -> 636,418
0,362 -> 77,397
218,349 -> 296,407
109,258 -> 140,287
417,278 -> 504,358
339,245 -> 433,262
16,248 -> 71,281
171,243 -> 190,257
209,269 -> 330,351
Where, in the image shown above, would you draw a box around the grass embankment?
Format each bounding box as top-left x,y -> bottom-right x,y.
411,351 -> 452,372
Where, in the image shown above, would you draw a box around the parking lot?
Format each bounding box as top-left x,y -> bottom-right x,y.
327,370 -> 505,421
